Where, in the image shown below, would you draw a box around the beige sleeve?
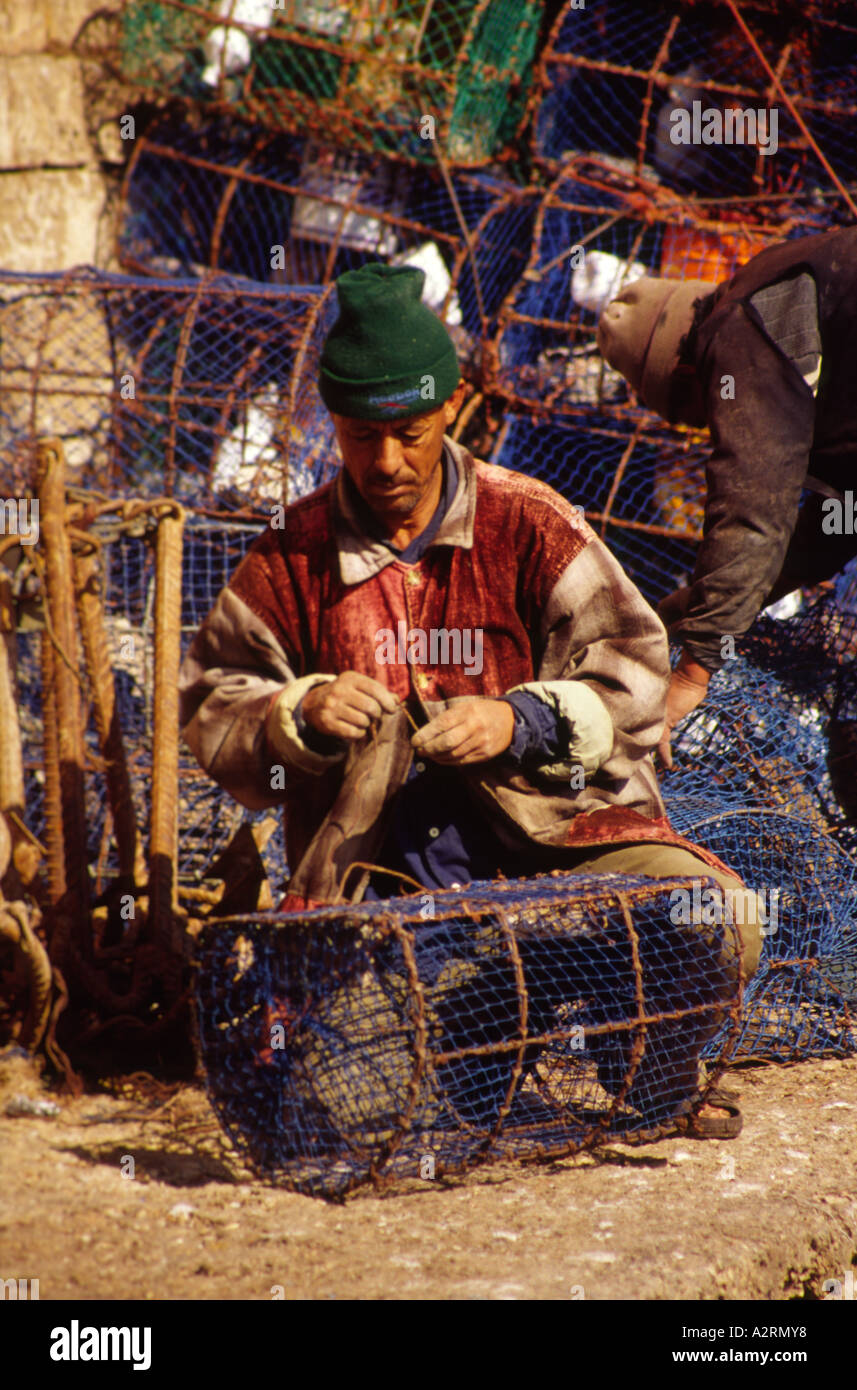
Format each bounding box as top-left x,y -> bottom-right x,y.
506,679 -> 614,780
265,673 -> 347,776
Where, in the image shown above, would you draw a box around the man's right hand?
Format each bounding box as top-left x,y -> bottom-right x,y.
301,671 -> 400,742
657,653 -> 711,769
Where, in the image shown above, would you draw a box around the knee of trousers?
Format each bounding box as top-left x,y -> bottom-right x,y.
705,870 -> 765,981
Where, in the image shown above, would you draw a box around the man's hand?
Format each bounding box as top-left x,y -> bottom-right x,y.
657,654 -> 711,769
301,671 -> 400,741
411,698 -> 515,765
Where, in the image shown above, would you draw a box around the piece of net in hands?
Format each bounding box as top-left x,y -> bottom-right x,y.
194,871 -> 743,1198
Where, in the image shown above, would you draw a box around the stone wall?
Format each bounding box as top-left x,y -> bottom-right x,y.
0,0 -> 123,273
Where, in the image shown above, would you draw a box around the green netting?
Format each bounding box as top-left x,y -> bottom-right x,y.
119,0 -> 543,166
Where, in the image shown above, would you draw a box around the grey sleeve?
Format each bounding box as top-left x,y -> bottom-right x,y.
671,303 -> 816,671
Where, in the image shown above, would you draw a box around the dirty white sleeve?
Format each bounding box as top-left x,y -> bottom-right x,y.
506,679 -> 614,780
265,673 -> 347,775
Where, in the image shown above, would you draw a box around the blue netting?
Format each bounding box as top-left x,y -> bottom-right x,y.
4,0 -> 856,1164
687,811 -> 857,1062
118,120 -> 535,338
663,593 -> 857,856
535,0 -> 857,212
195,871 -> 745,1196
489,411 -> 704,609
659,593 -> 857,1060
190,593 -> 857,1194
13,519 -> 289,895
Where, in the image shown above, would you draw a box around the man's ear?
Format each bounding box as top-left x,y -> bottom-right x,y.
443,380 -> 468,428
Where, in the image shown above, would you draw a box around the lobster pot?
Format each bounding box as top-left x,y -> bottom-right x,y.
659,593 -> 857,1060
534,0 -> 857,208
0,268 -> 341,514
679,811 -> 857,1065
488,411 -> 707,608
488,165 -> 778,419
11,513 -> 287,894
663,594 -> 857,859
195,871 -> 744,1197
119,0 -> 542,168
118,121 -> 528,329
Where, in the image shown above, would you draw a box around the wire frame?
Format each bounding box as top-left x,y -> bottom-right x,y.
195,871 -> 745,1197
0,266 -> 338,515
484,157 -> 835,421
118,0 -> 543,167
533,0 -> 857,218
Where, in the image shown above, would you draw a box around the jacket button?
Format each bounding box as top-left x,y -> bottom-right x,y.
428,827 -> 440,839
415,761 -> 426,773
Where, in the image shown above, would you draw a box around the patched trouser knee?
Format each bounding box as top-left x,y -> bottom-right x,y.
567,842 -> 765,982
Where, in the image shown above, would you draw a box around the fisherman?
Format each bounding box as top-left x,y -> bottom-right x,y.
596,224 -> 857,767
179,262 -> 759,1132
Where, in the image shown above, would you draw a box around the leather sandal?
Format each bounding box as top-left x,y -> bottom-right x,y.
686,1085 -> 743,1139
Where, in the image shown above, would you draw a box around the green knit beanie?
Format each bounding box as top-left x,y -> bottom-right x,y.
319,262 -> 460,419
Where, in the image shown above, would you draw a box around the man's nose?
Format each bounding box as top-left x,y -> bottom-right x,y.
373,432 -> 403,473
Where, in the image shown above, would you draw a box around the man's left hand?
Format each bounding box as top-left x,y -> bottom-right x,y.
411,699 -> 515,765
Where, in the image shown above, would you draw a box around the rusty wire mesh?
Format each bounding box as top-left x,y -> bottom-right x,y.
11,521 -> 287,896
484,158 -> 784,420
3,0 -> 857,1149
189,605 -> 857,1196
116,117 -> 533,333
663,595 -> 857,1062
117,0 -> 542,167
534,0 -> 857,211
195,872 -> 745,1197
0,267 -> 338,513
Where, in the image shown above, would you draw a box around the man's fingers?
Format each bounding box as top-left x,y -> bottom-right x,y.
345,672 -> 400,714
416,729 -> 471,757
325,719 -> 367,740
428,736 -> 484,764
312,706 -> 370,738
339,691 -> 388,722
412,713 -> 470,754
310,678 -> 401,734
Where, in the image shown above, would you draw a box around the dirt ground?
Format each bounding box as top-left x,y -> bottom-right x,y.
1,1045 -> 856,1302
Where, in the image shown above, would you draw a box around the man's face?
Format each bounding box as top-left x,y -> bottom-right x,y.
332,383 -> 466,526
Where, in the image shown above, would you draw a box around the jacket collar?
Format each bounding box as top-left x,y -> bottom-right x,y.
334,435 -> 477,586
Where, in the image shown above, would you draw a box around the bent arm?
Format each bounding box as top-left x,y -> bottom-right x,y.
670,306 -> 814,671
179,586 -> 344,810
518,532 -> 671,782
